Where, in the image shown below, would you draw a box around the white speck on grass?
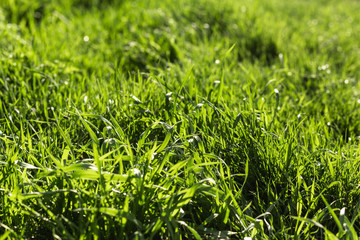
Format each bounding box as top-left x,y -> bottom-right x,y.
179,208 -> 185,218
244,237 -> 252,240
357,99 -> 360,104
129,41 -> 137,47
344,79 -> 349,84
274,88 -> 279,94
131,168 -> 141,178
112,188 -> 120,193
131,94 -> 141,103
278,53 -> 283,61
203,23 -> 210,29
214,80 -> 220,84
83,35 -> 89,42
318,64 -> 329,71
84,95 -> 88,104
196,103 -> 204,108
215,59 -> 220,64
103,138 -> 116,146
327,122 -> 331,126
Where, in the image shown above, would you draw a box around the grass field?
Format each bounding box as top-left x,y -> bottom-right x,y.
1,0 -> 360,239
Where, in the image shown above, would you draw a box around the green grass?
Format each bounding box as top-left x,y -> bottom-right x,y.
1,0 -> 360,239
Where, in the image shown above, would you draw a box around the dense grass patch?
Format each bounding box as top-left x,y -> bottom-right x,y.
1,0 -> 360,239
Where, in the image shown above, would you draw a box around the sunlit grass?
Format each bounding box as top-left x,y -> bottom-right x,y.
1,0 -> 360,238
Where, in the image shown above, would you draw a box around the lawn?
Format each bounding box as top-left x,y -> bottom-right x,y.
1,0 -> 360,239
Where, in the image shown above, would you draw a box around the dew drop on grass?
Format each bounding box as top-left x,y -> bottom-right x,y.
83,35 -> 89,42
179,208 -> 185,218
215,59 -> 220,64
129,41 -> 137,47
103,138 -> 114,144
130,168 -> 141,178
318,64 -> 329,71
196,103 -> 204,108
278,53 -> 284,64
